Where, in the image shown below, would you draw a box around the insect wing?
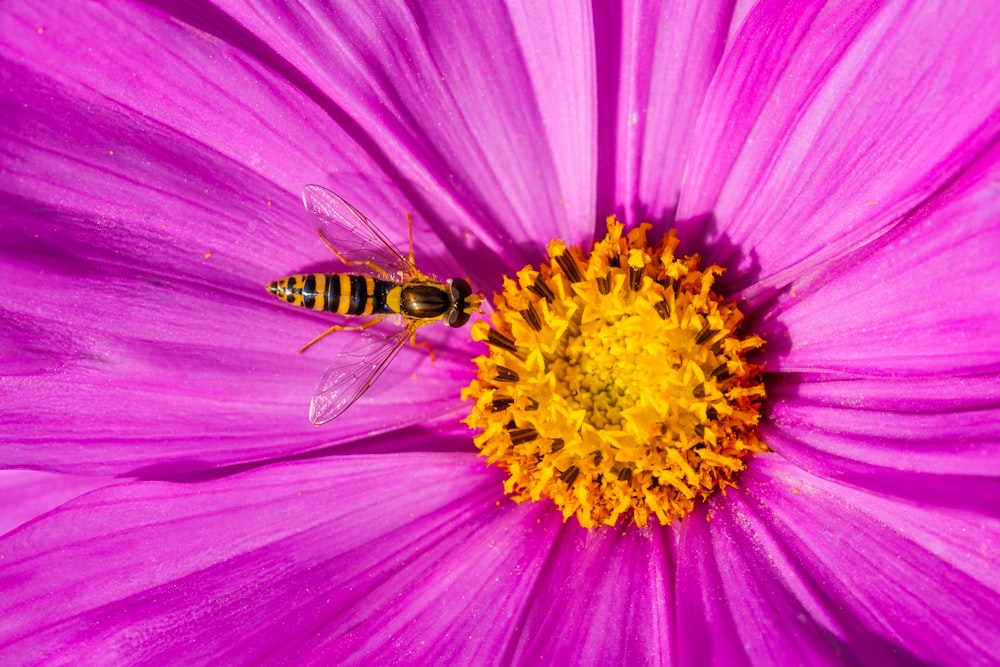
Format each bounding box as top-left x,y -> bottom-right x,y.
308,325 -> 412,424
302,184 -> 415,278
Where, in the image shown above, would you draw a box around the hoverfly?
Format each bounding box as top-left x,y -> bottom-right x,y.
268,185 -> 481,424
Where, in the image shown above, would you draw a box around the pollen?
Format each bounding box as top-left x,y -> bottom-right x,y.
463,218 -> 766,529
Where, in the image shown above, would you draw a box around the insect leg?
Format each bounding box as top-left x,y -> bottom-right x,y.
406,211 -> 416,267
408,329 -> 436,362
299,316 -> 386,354
316,228 -> 387,276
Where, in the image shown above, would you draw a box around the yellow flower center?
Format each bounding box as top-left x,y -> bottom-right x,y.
463,218 -> 767,529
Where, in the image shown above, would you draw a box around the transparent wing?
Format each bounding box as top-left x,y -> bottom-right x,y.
308,324 -> 413,424
302,184 -> 415,278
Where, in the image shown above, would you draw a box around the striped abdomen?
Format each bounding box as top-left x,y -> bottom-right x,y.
267,274 -> 395,316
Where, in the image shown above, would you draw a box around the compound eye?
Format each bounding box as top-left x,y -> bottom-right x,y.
447,307 -> 471,327
447,278 -> 474,328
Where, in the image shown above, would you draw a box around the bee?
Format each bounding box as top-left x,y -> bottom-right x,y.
268,185 -> 482,424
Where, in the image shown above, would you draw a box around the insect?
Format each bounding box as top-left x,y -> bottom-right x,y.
267,185 -> 482,425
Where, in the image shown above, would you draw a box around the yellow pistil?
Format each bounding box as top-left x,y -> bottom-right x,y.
463,218 -> 766,529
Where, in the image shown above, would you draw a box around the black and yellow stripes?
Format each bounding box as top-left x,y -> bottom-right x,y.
268,272 -> 478,328
267,274 -> 395,316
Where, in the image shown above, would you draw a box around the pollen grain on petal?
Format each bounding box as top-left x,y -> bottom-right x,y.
464,217 -> 767,530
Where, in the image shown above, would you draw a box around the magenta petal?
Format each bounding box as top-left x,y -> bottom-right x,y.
0,470 -> 114,536
335,505 -> 676,665
314,496 -> 559,663
1,0 -> 490,267
695,458 -> 1000,666
1,3 -> 388,246
674,499 -> 835,666
599,1 -> 734,224
194,1 -> 594,258
504,2 -> 599,241
510,524 -> 674,664
2,3 -> 496,474
0,453 -> 501,663
3,1 -> 998,663
1,0 -> 500,281
765,375 -> 1000,499
678,1 -> 1000,292
0,230 -> 476,474
767,140 -> 1000,377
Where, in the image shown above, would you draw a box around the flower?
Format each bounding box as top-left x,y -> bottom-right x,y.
2,1 -> 999,665
463,220 -> 769,529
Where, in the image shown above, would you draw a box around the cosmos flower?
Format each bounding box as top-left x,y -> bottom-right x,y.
2,1 -> 999,665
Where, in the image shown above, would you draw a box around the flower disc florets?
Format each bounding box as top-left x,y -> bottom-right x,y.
463,218 -> 766,529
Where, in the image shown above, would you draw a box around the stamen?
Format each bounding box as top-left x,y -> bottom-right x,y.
520,304 -> 542,331
551,243 -> 583,282
527,279 -> 555,303
711,363 -> 732,380
628,265 -> 644,292
494,366 -> 520,382
485,328 -> 518,354
695,325 -> 717,345
509,428 -> 539,445
464,217 -> 766,529
559,466 -> 580,486
490,397 -> 515,412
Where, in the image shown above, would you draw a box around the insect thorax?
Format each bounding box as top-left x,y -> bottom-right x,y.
398,282 -> 452,320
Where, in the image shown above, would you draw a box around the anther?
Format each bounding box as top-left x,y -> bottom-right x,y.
520,304 -> 542,331
494,366 -> 520,382
695,325 -> 717,345
554,252 -> 583,283
628,266 -> 643,292
560,466 -> 580,486
528,279 -> 555,303
508,428 -> 539,445
490,397 -> 515,412
711,363 -> 731,380
486,328 -> 518,353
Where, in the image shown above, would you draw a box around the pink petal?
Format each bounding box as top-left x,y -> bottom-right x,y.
509,523 -> 674,664
692,457 -> 1000,666
0,233 -> 476,474
204,0 -> 596,259
1,3 -> 498,280
0,453 -> 505,663
678,0 -> 1000,297
505,1 -> 599,241
0,470 -> 114,537
675,497 -> 837,666
765,139 -> 1000,377
315,495 -> 560,663
765,375 -> 1000,491
2,3 -> 498,475
598,1 -> 735,226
